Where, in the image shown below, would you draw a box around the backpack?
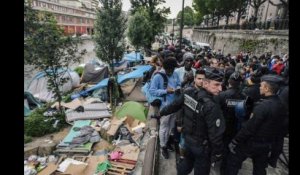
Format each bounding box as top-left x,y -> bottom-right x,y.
142,72 -> 168,107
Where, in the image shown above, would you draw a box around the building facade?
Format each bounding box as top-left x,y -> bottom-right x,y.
217,0 -> 287,26
31,0 -> 97,35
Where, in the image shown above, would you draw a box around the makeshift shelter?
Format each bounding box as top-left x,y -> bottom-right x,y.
71,65 -> 152,99
80,63 -> 109,84
24,91 -> 43,117
27,69 -> 80,102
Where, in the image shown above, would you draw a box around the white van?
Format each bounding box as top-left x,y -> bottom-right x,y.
192,42 -> 211,51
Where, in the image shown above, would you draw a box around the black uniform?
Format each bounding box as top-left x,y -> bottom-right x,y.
160,87 -> 225,175
215,87 -> 245,144
242,84 -> 261,103
225,95 -> 287,175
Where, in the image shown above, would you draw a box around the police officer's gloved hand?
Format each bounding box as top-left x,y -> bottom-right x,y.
211,154 -> 223,167
268,156 -> 278,168
228,139 -> 238,154
150,113 -> 161,120
174,88 -> 182,95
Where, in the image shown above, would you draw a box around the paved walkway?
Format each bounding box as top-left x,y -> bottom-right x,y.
158,141 -> 289,175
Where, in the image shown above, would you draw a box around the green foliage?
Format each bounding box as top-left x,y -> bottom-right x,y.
130,0 -> 170,52
240,39 -> 260,52
24,106 -> 67,137
176,6 -> 195,26
94,0 -> 127,110
24,3 -> 86,113
24,135 -> 32,143
74,66 -> 84,77
127,8 -> 151,50
94,0 -> 127,66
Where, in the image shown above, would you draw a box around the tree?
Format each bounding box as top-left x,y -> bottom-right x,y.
24,2 -> 86,113
127,8 -> 151,51
193,11 -> 204,25
234,0 -> 249,25
249,0 -> 268,19
193,0 -> 218,26
176,6 -> 195,26
269,0 -> 289,19
130,0 -> 170,55
217,0 -> 238,26
94,0 -> 127,110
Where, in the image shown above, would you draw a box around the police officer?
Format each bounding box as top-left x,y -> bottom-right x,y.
225,74 -> 287,175
157,68 -> 225,175
216,72 -> 245,143
214,72 -> 246,174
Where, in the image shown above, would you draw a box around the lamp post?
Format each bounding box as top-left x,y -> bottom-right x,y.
179,0 -> 185,50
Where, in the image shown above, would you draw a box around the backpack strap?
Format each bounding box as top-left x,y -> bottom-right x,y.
154,72 -> 168,101
155,72 -> 168,89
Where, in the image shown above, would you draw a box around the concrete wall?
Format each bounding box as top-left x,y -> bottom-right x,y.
191,29 -> 288,56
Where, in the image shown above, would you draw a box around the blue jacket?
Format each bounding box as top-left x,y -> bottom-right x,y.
149,69 -> 181,109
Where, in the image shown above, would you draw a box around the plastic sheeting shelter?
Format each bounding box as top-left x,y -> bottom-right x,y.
27,69 -> 80,102
71,65 -> 152,99
80,64 -> 109,84
24,91 -> 43,117
115,101 -> 146,122
123,52 -> 143,62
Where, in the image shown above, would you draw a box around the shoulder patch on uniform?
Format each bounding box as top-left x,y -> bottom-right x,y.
216,119 -> 220,127
184,94 -> 199,112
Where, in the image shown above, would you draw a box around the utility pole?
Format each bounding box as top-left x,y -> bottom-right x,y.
179,0 -> 185,50
171,18 -> 175,45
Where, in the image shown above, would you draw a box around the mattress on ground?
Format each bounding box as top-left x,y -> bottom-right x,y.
58,120 -> 91,147
66,110 -> 111,122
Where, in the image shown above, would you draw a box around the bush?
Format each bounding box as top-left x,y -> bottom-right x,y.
74,66 -> 84,77
24,135 -> 32,143
24,105 -> 68,137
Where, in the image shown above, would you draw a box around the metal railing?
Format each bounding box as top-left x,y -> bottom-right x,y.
195,19 -> 289,30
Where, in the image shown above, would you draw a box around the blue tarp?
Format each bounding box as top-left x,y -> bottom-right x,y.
71,65 -> 152,99
123,52 -> 143,62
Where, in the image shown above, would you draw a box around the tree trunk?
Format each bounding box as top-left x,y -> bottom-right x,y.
254,7 -> 259,19
226,15 -> 230,26
211,12 -> 215,26
237,10 -> 242,25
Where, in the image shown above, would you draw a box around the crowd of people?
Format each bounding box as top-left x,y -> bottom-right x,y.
144,44 -> 289,175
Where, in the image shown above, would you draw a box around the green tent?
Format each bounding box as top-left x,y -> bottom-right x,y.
115,101 -> 146,122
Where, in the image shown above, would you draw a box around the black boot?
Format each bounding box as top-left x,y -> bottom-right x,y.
161,146 -> 169,159
166,136 -> 175,152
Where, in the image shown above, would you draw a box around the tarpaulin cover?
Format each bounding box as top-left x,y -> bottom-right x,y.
123,52 -> 143,62
115,101 -> 146,122
71,65 -> 152,99
58,120 -> 91,147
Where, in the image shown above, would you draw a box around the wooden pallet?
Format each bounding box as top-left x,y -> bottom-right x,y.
106,162 -> 134,175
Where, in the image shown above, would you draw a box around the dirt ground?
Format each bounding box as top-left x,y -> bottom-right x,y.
25,126 -> 71,148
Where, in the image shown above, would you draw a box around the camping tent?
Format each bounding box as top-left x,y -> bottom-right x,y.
115,101 -> 146,122
27,69 -> 80,102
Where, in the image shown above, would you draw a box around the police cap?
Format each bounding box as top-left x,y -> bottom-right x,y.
261,74 -> 284,85
204,68 -> 224,82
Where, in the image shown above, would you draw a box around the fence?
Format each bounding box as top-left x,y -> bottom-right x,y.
195,19 -> 289,30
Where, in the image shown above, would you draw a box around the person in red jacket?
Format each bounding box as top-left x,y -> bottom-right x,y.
271,59 -> 285,75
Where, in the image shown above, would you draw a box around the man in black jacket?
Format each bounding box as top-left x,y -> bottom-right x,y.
157,68 -> 225,175
225,74 -> 287,175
